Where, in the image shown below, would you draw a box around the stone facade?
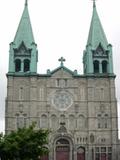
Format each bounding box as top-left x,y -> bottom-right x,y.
6,68 -> 118,160
5,1 -> 119,160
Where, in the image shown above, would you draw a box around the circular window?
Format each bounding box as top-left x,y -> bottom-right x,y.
52,90 -> 73,111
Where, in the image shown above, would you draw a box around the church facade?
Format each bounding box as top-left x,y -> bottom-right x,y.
5,1 -> 119,160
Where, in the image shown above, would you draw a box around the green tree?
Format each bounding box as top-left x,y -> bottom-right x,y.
0,124 -> 49,160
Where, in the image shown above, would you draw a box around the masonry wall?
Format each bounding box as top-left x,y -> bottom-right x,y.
5,70 -> 118,160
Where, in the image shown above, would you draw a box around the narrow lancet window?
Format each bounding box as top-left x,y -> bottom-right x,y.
15,59 -> 21,72
102,60 -> 107,73
94,60 -> 99,73
24,59 -> 30,72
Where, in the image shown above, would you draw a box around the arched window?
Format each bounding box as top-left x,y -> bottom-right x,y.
102,60 -> 107,73
51,115 -> 58,129
24,59 -> 30,72
19,87 -> 24,100
15,59 -> 21,72
97,114 -> 102,128
16,114 -> 27,129
41,115 -> 48,128
69,115 -> 75,130
97,113 -> 109,129
78,115 -> 86,129
60,114 -> 66,123
94,60 -> 99,73
104,114 -> 109,128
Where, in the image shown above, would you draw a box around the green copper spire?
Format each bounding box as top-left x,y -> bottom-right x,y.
83,1 -> 114,75
8,1 -> 38,75
87,1 -> 108,49
14,0 -> 35,47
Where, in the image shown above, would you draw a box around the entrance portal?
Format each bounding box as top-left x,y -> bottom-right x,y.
77,147 -> 85,160
56,139 -> 70,160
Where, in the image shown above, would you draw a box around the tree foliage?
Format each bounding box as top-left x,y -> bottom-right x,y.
0,124 -> 49,160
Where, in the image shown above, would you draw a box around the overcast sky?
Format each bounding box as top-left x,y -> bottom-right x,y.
0,0 -> 120,135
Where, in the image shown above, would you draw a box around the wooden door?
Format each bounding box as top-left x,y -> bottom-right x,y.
55,139 -> 70,160
56,146 -> 69,160
77,147 -> 85,160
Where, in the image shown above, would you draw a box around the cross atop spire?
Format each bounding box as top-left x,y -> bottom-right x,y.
25,0 -> 28,6
92,0 -> 96,8
58,57 -> 66,66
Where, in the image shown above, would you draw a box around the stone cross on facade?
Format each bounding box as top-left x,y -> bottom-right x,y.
58,57 -> 66,66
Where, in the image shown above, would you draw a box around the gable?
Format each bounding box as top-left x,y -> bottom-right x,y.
50,66 -> 75,78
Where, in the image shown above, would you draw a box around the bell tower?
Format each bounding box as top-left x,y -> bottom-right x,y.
83,1 -> 114,75
8,0 -> 38,75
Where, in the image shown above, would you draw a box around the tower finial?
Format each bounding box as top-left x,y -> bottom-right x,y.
25,0 -> 28,6
92,0 -> 96,7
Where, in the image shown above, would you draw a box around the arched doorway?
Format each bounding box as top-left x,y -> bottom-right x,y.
55,138 -> 70,160
77,147 -> 85,160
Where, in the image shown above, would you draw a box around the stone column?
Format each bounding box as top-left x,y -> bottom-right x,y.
21,60 -> 24,72
99,61 -> 102,73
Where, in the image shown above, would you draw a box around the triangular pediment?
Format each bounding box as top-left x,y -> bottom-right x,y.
49,66 -> 76,78
93,43 -> 108,57
14,41 -> 31,57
